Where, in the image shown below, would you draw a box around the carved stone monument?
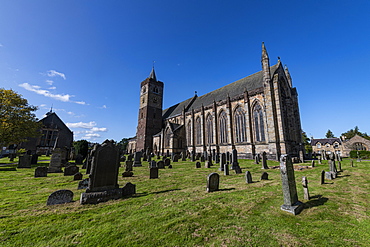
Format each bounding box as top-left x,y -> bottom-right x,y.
48,148 -> 63,173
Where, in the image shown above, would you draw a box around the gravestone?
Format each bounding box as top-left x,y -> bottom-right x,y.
329,160 -> 337,178
311,160 -> 315,167
219,153 -> 226,171
200,155 -> 205,162
254,153 -> 259,164
142,152 -> 147,162
18,154 -> 32,168
320,170 -> 325,184
147,154 -> 151,163
47,189 -> 74,206
351,160 -> 354,167
133,152 -> 142,167
338,161 -> 342,172
325,171 -> 333,180
207,173 -> 219,192
78,178 -> 89,190
48,148 -> 63,173
75,154 -> 84,165
231,149 -> 238,170
195,162 -> 201,168
226,152 -> 230,162
261,152 -> 269,169
168,164 -> 173,169
172,154 -> 179,162
191,151 -> 195,162
224,163 -> 229,175
34,166 -> 48,177
150,167 -> 159,179
74,172 -> 83,180
120,155 -> 126,162
150,160 -> 157,168
234,166 -> 242,174
279,154 -> 303,215
125,160 -> 133,172
318,155 -> 322,164
80,140 -> 121,204
64,165 -> 79,176
122,182 -> 136,197
127,154 -> 133,161
261,172 -> 269,180
122,171 -> 134,177
181,151 -> 186,161
164,158 -> 171,166
157,160 -> 165,169
302,176 -> 310,200
205,155 -> 213,167
299,150 -> 304,163
215,153 -> 220,163
245,171 -> 252,183
31,154 -> 39,165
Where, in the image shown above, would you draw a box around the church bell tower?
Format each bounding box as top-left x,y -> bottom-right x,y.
135,67 -> 164,152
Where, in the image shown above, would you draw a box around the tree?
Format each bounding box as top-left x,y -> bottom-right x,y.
325,130 -> 335,138
341,126 -> 370,141
117,138 -> 129,153
73,140 -> 89,159
0,89 -> 41,147
302,131 -> 312,154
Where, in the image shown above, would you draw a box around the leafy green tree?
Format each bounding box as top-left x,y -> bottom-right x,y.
117,138 -> 129,153
325,130 -> 335,138
0,89 -> 41,147
302,131 -> 312,153
341,126 -> 370,141
73,140 -> 89,159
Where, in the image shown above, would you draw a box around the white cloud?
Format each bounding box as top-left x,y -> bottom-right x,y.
99,105 -> 107,109
19,82 -> 72,102
74,101 -> 87,105
47,70 -> 66,80
89,127 -> 107,132
86,133 -> 100,137
46,80 -> 54,85
66,121 -> 97,129
48,86 -> 56,90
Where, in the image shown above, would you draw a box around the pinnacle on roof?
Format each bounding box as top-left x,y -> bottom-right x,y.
149,67 -> 157,81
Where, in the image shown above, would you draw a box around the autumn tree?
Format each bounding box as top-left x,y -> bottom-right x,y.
0,89 -> 41,147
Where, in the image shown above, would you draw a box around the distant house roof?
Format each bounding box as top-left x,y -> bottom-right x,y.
311,138 -> 342,146
162,63 -> 280,119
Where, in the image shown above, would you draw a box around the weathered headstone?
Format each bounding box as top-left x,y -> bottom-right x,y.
125,160 -> 133,172
31,154 -> 39,165
18,154 -> 31,168
75,154 -> 84,165
47,189 -> 74,206
254,153 -> 260,164
279,154 -> 303,215
231,149 -> 238,170
48,148 -> 63,173
311,160 -> 315,167
150,160 -> 157,168
74,172 -> 83,180
351,159 -> 354,167
190,151 -> 195,162
200,155 -> 205,162
338,161 -> 342,172
164,158 -> 171,166
320,170 -> 325,184
122,182 -> 136,197
245,171 -> 252,183
329,160 -> 337,178
261,172 -> 269,180
302,176 -> 310,200
325,171 -> 333,180
261,152 -> 269,169
215,153 -> 220,163
224,163 -> 229,175
157,160 -> 165,169
172,154 -> 179,162
168,164 -> 173,169
219,153 -> 226,171
181,151 -> 186,161
195,161 -> 201,168
205,155 -> 213,167
207,173 -> 219,192
234,165 -> 242,174
64,165 -> 79,176
133,152 -> 142,167
299,150 -> 304,163
80,140 -> 121,204
226,151 -> 230,162
78,178 -> 89,190
34,166 -> 48,177
150,167 -> 159,179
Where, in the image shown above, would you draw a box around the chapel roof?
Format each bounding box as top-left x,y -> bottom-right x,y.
162,63 -> 280,119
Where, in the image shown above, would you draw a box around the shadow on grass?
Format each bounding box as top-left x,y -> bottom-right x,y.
0,167 -> 17,171
336,174 -> 350,178
131,189 -> 182,199
218,188 -> 235,191
303,195 -> 328,209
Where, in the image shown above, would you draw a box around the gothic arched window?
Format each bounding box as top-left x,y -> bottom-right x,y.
253,103 -> 265,142
165,128 -> 171,148
219,111 -> 228,144
206,114 -> 213,144
187,120 -> 192,146
234,106 -> 247,143
195,117 -> 202,145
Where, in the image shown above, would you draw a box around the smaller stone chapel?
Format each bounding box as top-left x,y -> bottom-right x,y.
128,43 -> 303,160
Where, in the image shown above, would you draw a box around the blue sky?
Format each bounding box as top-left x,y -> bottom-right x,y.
1,0 -> 370,142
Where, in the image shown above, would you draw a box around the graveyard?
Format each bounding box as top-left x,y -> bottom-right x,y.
1,155 -> 369,246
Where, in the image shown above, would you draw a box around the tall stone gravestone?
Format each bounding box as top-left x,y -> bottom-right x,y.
254,153 -> 259,164
261,152 -> 269,169
48,148 -> 63,173
219,153 -> 226,171
34,166 -> 48,177
31,154 -> 39,165
207,173 -> 219,192
302,176 -> 310,200
279,154 -> 303,215
134,151 -> 142,167
231,149 -> 238,170
299,150 -> 304,163
150,167 -> 159,179
18,154 -> 31,168
80,140 -> 121,204
245,171 -> 252,183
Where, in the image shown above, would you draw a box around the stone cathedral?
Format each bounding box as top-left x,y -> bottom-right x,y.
128,43 -> 303,160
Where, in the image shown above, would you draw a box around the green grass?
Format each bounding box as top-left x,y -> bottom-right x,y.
1,156 -> 369,246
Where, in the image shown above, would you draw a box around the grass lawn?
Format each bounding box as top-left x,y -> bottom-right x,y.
0,156 -> 369,246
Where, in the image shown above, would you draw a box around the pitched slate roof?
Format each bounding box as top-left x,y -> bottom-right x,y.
162,63 -> 280,119
311,138 -> 342,146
